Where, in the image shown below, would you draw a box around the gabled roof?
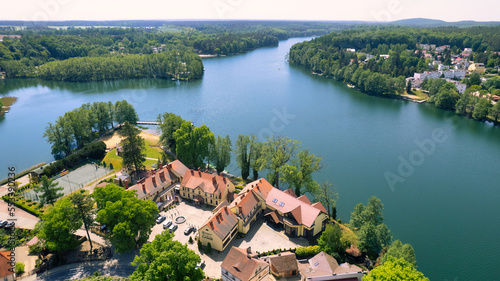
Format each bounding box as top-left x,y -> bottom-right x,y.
283,188 -> 297,198
129,162 -> 181,199
269,252 -> 298,273
306,251 -> 363,276
0,251 -> 10,261
265,188 -> 324,227
181,169 -> 229,196
311,202 -> 328,214
202,206 -> 238,240
242,178 -> 274,200
230,190 -> 260,219
222,247 -> 269,281
297,195 -> 311,204
169,160 -> 188,178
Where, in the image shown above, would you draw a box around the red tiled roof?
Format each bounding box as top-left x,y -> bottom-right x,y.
181,169 -> 229,196
265,210 -> 280,224
222,247 -> 269,281
311,202 -> 328,214
283,188 -> 297,198
230,190 -> 260,219
129,162 -> 181,199
269,252 -> 298,274
202,206 -> 238,240
266,188 -> 324,227
0,251 -> 10,261
169,160 -> 188,177
242,179 -> 274,200
297,195 -> 311,204
307,251 -> 362,276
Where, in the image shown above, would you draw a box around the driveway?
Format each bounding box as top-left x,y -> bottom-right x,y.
0,199 -> 40,229
148,202 -> 309,279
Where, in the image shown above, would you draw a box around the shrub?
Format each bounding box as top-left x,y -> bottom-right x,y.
29,242 -> 45,255
206,242 -> 212,254
15,262 -> 25,275
295,246 -> 321,258
189,236 -> 194,244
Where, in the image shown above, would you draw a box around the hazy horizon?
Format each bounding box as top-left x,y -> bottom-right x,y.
1,0 -> 499,23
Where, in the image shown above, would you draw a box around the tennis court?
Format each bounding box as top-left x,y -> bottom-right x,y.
22,164 -> 111,201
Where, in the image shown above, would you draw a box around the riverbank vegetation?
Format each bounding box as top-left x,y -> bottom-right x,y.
289,26 -> 500,124
0,21 -> 349,81
44,100 -> 137,158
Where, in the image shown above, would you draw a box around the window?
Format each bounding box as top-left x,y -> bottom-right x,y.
279,202 -> 285,207
272,198 -> 278,203
314,262 -> 319,266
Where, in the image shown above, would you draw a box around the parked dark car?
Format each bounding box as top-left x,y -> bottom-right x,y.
184,226 -> 195,235
4,222 -> 15,229
156,216 -> 166,224
0,220 -> 7,228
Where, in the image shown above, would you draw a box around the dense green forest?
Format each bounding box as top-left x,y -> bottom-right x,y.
37,51 -> 203,82
289,27 -> 500,97
0,22 -> 349,81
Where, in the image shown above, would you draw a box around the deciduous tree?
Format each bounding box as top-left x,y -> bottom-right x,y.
173,122 -> 215,168
131,231 -> 204,281
70,192 -> 95,252
209,135 -> 232,173
262,136 -> 301,188
281,149 -> 322,196
158,112 -> 185,152
363,257 -> 428,281
314,181 -> 338,218
380,240 -> 417,267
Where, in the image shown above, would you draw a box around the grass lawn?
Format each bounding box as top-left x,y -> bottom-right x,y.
102,148 -> 123,171
144,140 -> 163,160
403,90 -> 429,101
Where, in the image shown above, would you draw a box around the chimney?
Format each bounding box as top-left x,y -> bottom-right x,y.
247,247 -> 252,254
159,163 -> 163,169
124,180 -> 129,189
152,177 -> 156,186
212,176 -> 216,184
209,221 -> 214,229
238,206 -> 243,214
198,167 -> 201,172
142,184 -> 146,193
159,171 -> 165,179
167,164 -> 172,171
190,170 -> 194,175
223,177 -> 227,184
224,206 -> 229,215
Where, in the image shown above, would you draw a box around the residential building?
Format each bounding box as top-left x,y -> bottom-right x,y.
440,69 -> 466,80
468,62 -> 486,74
346,48 -> 356,52
229,187 -> 264,234
180,169 -> 235,206
0,251 -> 15,281
199,206 -> 239,252
414,71 -> 441,80
0,35 -> 21,42
462,48 -> 473,56
129,160 -> 187,207
297,251 -> 366,281
445,79 -> 467,94
379,54 -> 390,59
221,247 -> 269,281
405,77 -> 423,89
266,252 -> 299,277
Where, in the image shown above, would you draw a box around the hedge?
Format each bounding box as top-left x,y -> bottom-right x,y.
43,141 -> 107,177
2,195 -> 43,217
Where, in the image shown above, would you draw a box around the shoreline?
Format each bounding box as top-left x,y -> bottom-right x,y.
198,54 -> 218,58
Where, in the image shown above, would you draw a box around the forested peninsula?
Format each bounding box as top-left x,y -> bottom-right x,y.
0,22 -> 345,82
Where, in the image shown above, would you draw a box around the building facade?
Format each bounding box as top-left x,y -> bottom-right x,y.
180,169 -> 235,207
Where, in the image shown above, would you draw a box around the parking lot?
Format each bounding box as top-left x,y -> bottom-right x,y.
148,200 -> 309,278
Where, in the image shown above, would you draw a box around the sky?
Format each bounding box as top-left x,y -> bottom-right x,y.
1,0 -> 499,22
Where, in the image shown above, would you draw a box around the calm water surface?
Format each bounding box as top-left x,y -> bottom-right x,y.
1,37 -> 499,280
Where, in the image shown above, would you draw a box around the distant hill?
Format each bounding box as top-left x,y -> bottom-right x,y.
0,18 -> 499,28
389,18 -> 500,27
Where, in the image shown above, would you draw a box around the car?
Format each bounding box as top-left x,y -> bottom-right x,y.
0,220 -> 7,228
100,224 -> 107,231
168,224 -> 178,233
184,226 -> 195,235
195,260 -> 205,270
163,220 -> 172,229
156,216 -> 166,224
4,222 -> 15,229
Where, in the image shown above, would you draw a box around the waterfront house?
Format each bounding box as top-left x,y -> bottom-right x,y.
179,169 -> 235,207
265,252 -> 299,277
297,251 -> 366,281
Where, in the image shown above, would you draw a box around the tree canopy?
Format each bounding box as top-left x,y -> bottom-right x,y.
121,121 -> 146,172
380,240 -> 417,267
363,257 -> 429,281
93,184 -> 158,253
173,122 -> 215,168
209,135 -> 232,173
130,231 -> 204,281
34,175 -> 64,206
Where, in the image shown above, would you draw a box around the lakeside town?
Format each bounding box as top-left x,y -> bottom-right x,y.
1,126 -> 372,281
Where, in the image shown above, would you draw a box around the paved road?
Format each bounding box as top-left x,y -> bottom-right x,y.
21,249 -> 140,281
